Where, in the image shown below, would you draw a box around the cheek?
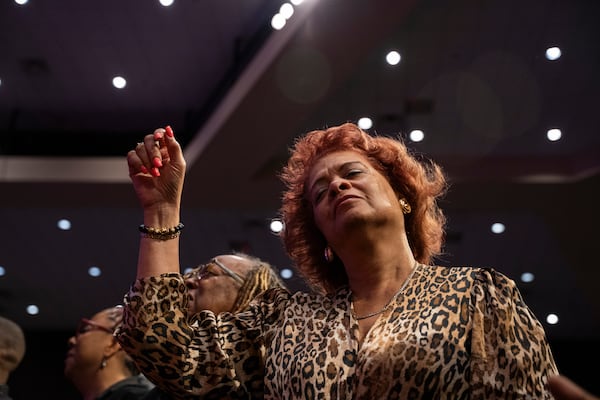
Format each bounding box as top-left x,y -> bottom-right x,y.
312,204 -> 328,231
378,197 -> 397,209
373,181 -> 398,207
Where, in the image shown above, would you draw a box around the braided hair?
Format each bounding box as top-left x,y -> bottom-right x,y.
230,253 -> 287,313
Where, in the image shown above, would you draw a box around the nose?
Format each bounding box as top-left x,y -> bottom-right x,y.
328,177 -> 351,197
184,276 -> 198,289
67,335 -> 76,347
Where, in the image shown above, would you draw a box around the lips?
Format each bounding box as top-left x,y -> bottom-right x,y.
334,195 -> 360,213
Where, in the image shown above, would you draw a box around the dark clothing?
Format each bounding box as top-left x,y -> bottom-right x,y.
141,387 -> 170,400
97,375 -> 154,400
0,384 -> 12,400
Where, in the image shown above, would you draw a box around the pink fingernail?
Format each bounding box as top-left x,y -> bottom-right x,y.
165,125 -> 174,137
140,165 -> 148,174
152,157 -> 163,168
151,167 -> 160,177
154,131 -> 162,140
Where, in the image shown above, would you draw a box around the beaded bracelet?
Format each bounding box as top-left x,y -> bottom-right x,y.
138,222 -> 184,241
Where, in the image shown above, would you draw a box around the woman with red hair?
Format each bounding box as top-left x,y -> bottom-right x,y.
118,122 -> 560,399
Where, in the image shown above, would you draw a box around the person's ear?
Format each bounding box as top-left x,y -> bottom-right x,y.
104,336 -> 122,358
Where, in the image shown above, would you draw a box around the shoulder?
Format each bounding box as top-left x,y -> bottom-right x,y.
420,264 -> 511,280
98,375 -> 154,400
416,264 -> 517,293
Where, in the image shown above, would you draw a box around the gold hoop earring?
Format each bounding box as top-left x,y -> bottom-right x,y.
324,246 -> 334,263
399,198 -> 411,214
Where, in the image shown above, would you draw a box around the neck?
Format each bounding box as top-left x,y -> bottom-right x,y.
0,369 -> 8,384
338,231 -> 414,300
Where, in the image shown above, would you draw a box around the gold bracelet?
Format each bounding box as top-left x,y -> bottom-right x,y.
138,222 -> 184,241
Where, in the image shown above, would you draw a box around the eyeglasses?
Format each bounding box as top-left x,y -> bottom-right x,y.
185,258 -> 245,285
76,318 -> 114,336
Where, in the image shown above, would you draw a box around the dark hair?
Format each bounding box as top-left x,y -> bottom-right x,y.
279,122 -> 447,294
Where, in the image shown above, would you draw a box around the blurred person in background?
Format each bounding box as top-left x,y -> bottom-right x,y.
0,316 -> 26,400
65,306 -> 153,400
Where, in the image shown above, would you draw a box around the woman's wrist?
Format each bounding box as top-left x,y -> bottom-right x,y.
142,203 -> 181,228
139,222 -> 184,240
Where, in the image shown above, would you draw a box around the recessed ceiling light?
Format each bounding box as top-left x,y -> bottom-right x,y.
546,313 -> 559,325
386,50 -> 401,66
520,272 -> 535,283
280,268 -> 293,279
271,14 -> 286,30
491,223 -> 505,234
270,219 -> 284,233
112,76 -> 127,89
409,129 -> 424,142
26,304 -> 39,315
545,46 -> 562,61
547,128 -> 562,141
358,117 -> 373,130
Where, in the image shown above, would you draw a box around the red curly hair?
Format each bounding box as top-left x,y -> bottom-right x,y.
279,122 -> 448,294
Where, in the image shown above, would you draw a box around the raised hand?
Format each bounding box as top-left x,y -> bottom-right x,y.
127,126 -> 186,211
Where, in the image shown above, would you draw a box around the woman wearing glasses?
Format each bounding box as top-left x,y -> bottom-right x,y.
141,253 -> 286,400
118,123 -> 560,399
64,306 -> 153,400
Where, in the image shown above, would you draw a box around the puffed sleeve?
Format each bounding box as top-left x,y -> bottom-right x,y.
115,273 -> 280,400
469,268 -> 558,399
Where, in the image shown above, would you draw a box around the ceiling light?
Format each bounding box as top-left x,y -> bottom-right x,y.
14,0 -> 28,5
159,0 -> 174,6
545,47 -> 561,61
547,128 -> 561,141
280,268 -> 293,279
57,219 -> 72,230
280,3 -> 294,20
409,129 -> 424,142
112,76 -> 127,89
290,0 -> 304,5
26,304 -> 39,315
88,266 -> 101,277
270,219 -> 284,233
546,313 -> 559,325
386,50 -> 401,66
358,117 -> 373,130
520,272 -> 535,283
0,266 -> 5,276
271,14 -> 286,30
491,222 -> 505,234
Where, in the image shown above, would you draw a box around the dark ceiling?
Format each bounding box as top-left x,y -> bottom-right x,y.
0,0 -> 599,349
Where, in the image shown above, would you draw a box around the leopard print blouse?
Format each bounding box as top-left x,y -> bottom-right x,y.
116,264 -> 558,399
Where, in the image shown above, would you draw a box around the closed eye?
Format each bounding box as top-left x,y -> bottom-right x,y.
313,186 -> 327,203
345,169 -> 363,178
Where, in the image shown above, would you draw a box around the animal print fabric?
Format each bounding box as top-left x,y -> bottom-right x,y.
116,265 -> 558,399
